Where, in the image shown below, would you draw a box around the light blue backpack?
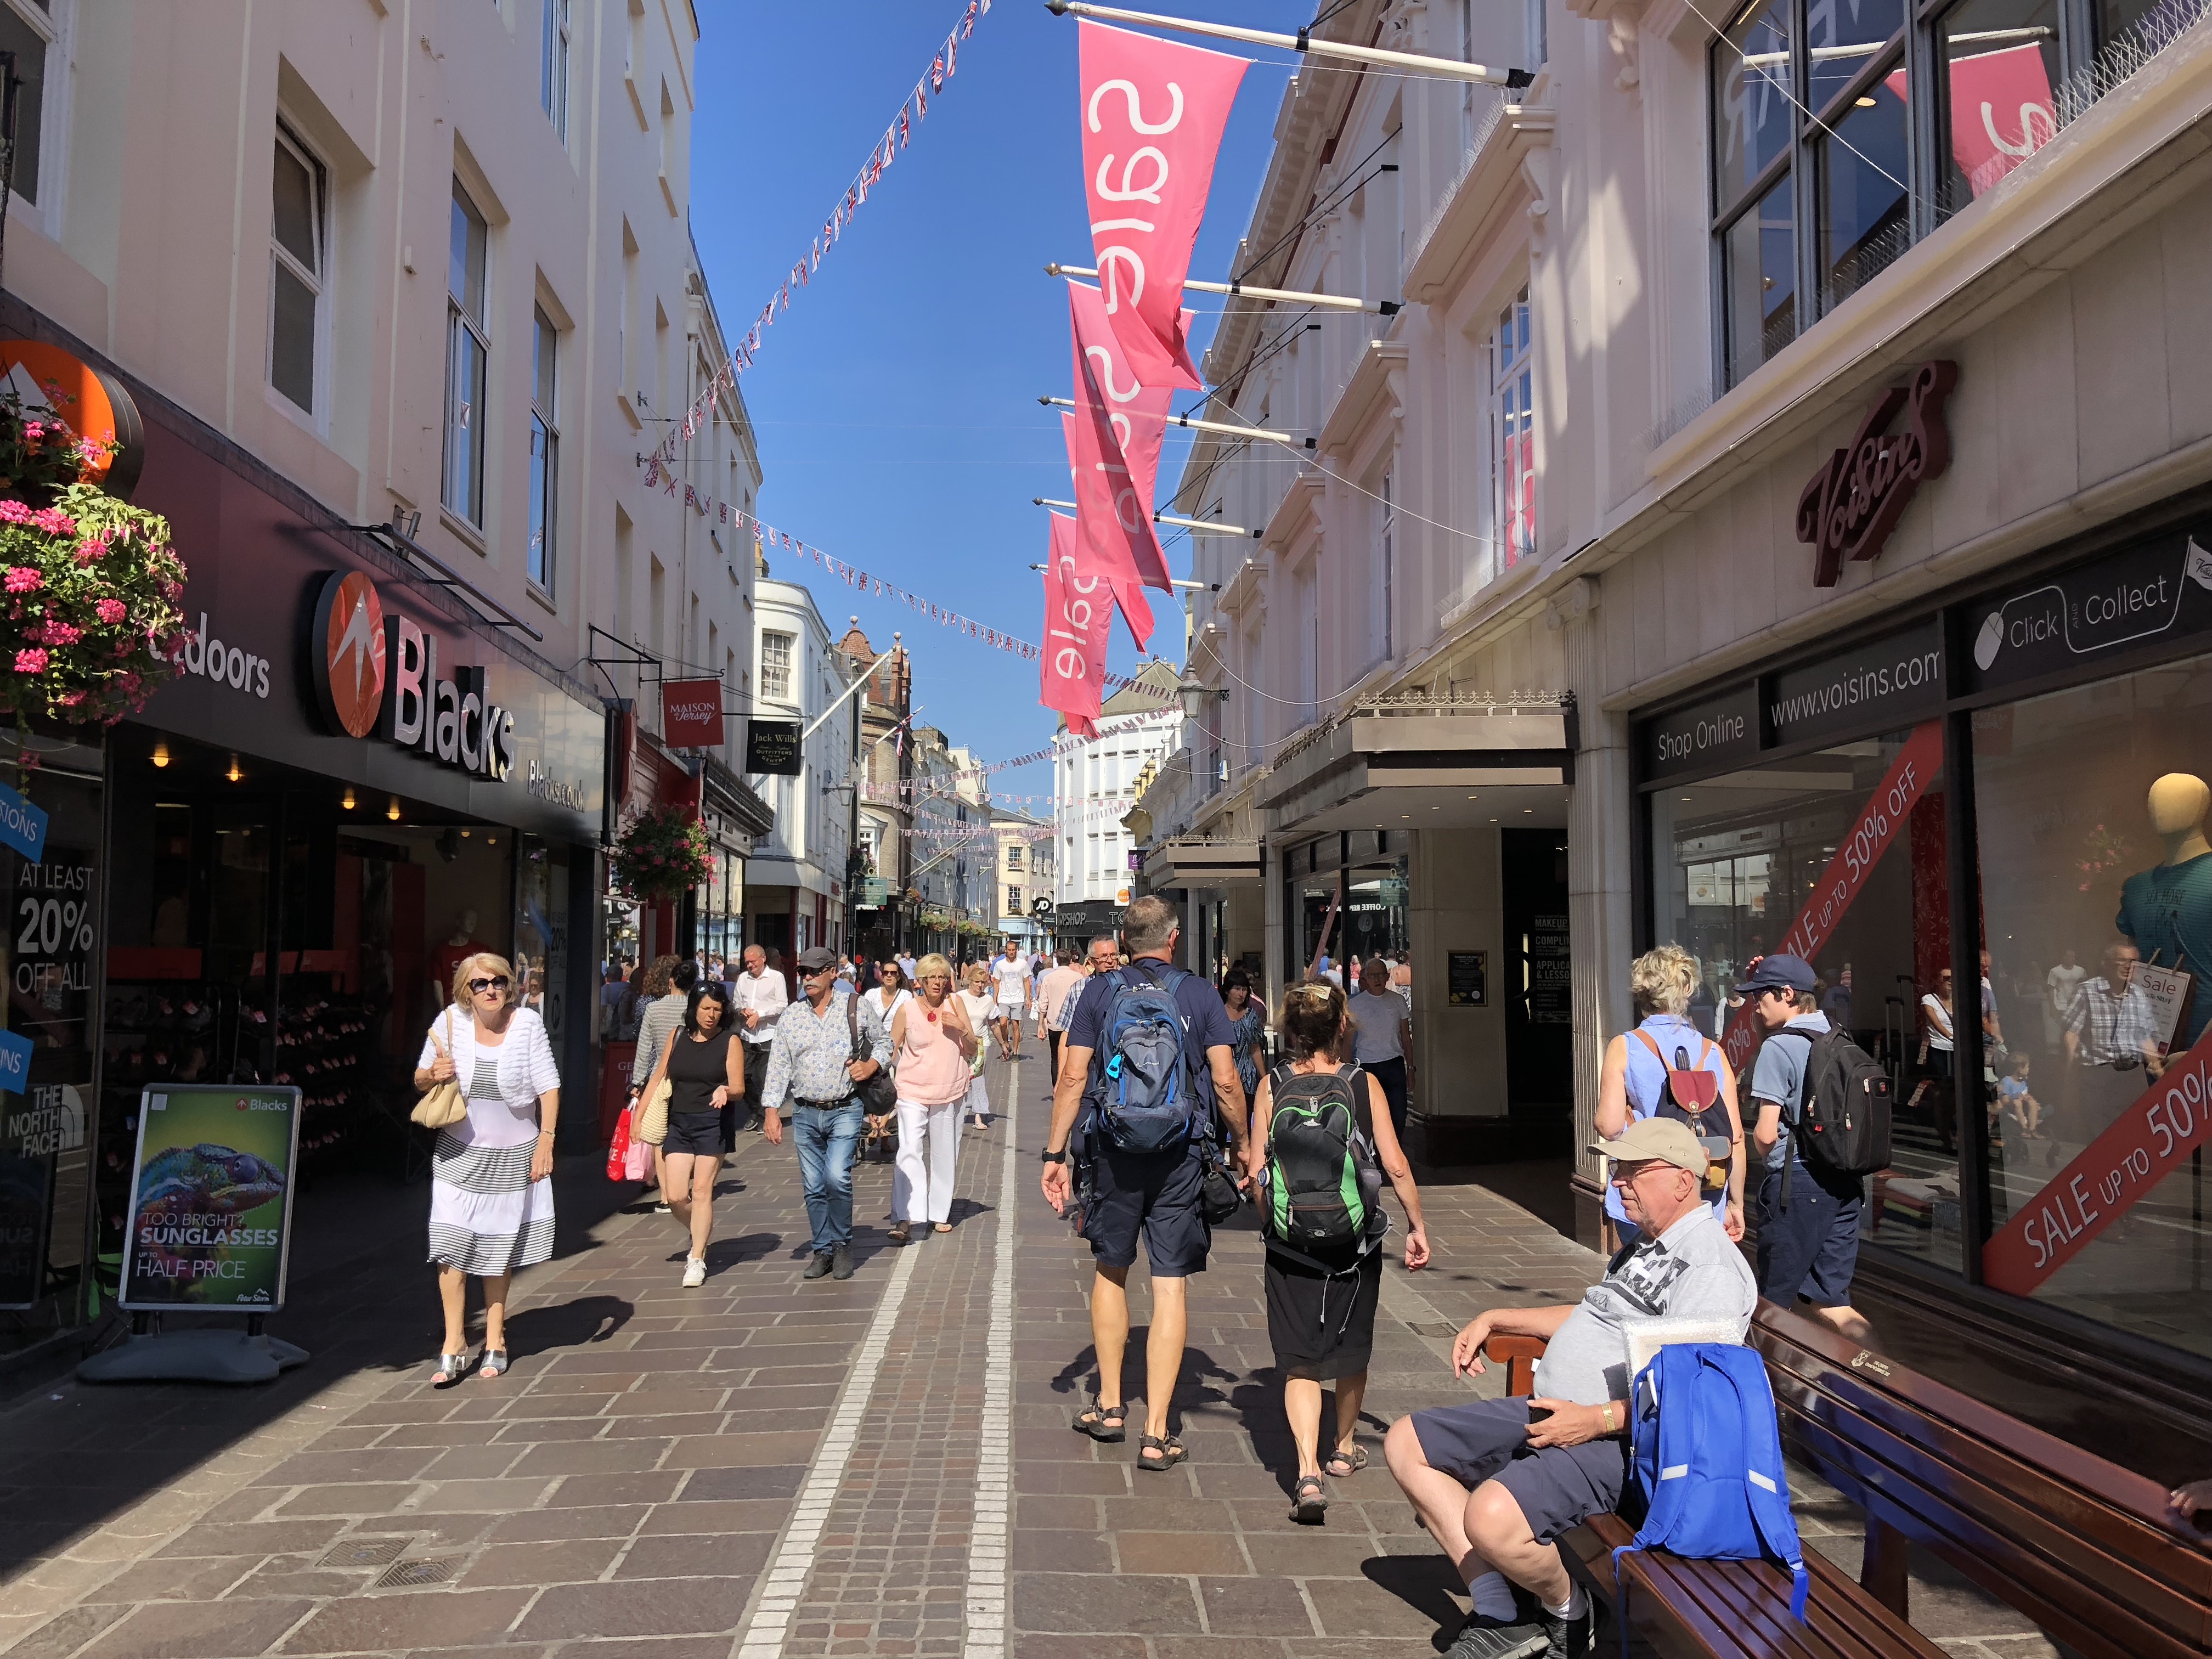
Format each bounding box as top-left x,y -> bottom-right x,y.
1611,1343 -> 1809,1651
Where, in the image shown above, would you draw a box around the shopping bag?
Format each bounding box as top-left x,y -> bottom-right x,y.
624,1128 -> 652,1182
607,1106 -> 634,1182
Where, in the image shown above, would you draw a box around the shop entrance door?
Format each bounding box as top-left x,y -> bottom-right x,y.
1502,829 -> 1573,1153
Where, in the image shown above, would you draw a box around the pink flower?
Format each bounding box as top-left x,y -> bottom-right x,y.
22,421 -> 43,441
31,509 -> 73,537
57,690 -> 83,708
117,670 -> 140,693
74,536 -> 108,566
94,599 -> 125,625
0,501 -> 29,524
43,622 -> 80,646
14,648 -> 48,673
74,438 -> 103,465
4,567 -> 41,593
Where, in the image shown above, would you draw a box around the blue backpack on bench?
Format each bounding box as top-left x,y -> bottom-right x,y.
1612,1343 -> 1809,1651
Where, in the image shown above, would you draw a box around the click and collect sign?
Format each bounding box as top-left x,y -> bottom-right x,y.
1964,528 -> 2212,693
661,679 -> 726,749
119,1085 -> 301,1311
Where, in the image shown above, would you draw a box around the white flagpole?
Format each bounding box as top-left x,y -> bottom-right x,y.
1039,395 -> 1313,449
1031,496 -> 1258,538
1046,261 -> 1397,316
1042,0 -> 1534,88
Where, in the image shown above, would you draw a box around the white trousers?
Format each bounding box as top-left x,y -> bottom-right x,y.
894,1097 -> 961,1223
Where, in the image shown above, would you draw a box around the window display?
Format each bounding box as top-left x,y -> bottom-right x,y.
1651,726 -> 1960,1270
1971,656 -> 2212,1358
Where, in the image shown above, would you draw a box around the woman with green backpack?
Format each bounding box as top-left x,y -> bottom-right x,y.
1251,980 -> 1430,1524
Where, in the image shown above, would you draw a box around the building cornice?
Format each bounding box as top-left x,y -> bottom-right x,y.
1402,105 -> 1555,304
1315,339 -> 1410,460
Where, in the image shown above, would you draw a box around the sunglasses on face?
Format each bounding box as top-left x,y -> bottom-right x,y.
469,977 -> 510,994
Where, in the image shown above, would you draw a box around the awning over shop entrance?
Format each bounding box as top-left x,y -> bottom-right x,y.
1258,697 -> 1575,834
1142,836 -> 1263,888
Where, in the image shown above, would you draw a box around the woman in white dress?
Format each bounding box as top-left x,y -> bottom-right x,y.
957,963 -> 997,1128
415,951 -> 561,1385
861,962 -> 915,1160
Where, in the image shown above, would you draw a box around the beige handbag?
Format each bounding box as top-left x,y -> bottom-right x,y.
411,1010 -> 467,1130
637,1076 -> 673,1146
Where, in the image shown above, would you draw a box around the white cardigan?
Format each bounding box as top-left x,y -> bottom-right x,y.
419,1006 -> 561,1148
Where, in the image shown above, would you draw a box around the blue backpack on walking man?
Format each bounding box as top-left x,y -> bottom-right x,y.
1612,1342 -> 1809,1651
1086,961 -> 1201,1154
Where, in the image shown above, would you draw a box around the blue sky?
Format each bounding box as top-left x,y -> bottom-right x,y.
689,1 -> 1304,800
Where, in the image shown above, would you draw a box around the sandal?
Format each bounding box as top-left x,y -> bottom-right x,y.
478,1348 -> 509,1380
888,1221 -> 912,1245
1289,1474 -> 1329,1524
1137,1433 -> 1187,1472
934,1222 -> 953,1233
1322,1444 -> 1367,1479
430,1351 -> 468,1386
1074,1395 -> 1127,1442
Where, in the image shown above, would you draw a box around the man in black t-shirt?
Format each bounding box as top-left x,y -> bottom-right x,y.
1041,896 -> 1251,1473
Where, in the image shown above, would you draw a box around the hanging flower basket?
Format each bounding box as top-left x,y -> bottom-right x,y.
612,804 -> 714,904
0,482 -> 185,726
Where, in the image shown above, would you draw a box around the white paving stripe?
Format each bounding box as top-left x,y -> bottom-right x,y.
963,1064 -> 1018,1659
730,1227 -> 922,1659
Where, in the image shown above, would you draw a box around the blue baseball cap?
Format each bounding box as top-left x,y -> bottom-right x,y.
1733,952 -> 1816,998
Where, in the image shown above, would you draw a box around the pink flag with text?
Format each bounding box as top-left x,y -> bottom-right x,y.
1040,512 -> 1105,738
1060,411 -> 1155,652
1885,44 -> 2055,200
1079,20 -> 1248,391
1068,279 -> 1178,594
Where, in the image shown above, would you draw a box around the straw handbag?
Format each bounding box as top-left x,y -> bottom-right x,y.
636,1075 -> 673,1146
411,1010 -> 467,1130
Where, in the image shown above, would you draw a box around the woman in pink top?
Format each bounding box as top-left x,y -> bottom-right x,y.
889,953 -> 975,1243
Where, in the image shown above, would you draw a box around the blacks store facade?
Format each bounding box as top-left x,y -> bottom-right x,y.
1633,495 -> 2212,1427
0,318 -> 605,1378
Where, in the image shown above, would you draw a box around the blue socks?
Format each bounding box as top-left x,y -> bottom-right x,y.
1467,1571 -> 1518,1622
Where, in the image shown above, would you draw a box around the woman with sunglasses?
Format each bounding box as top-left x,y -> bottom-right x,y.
888,953 -> 977,1242
416,952 -> 561,1385
861,962 -> 914,1160
635,980 -> 746,1286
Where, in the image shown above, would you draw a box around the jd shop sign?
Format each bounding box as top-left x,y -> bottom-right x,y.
1797,361 -> 1957,588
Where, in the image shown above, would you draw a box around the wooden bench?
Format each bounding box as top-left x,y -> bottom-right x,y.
1750,1304 -> 2212,1659
1478,1307 -> 2212,1659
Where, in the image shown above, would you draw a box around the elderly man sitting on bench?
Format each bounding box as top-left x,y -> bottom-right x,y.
1385,1118 -> 1758,1659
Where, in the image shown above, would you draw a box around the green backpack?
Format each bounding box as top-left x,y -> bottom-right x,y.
1263,1063 -> 1386,1265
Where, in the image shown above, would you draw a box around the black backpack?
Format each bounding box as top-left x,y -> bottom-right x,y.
1261,1064 -> 1385,1263
1780,1026 -> 1892,1177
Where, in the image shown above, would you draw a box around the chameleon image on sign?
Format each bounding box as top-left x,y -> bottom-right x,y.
121,1087 -> 299,1310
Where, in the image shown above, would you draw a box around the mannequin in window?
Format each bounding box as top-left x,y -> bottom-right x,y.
433,910 -> 489,1011
2117,774 -> 2212,1048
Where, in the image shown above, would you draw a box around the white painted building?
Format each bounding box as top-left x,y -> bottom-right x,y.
1054,663 -> 1180,907
746,571 -> 854,960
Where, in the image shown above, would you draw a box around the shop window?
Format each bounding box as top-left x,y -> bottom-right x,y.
268,123 -> 328,416
1006,843 -> 1022,870
1008,884 -> 1023,916
541,0 -> 571,140
527,307 -> 558,593
1971,654 -> 2212,1361
1652,726 -> 1959,1273
761,630 -> 793,701
1933,0 -> 2059,217
0,0 -> 54,208
443,180 -> 490,528
1372,468 -> 1395,667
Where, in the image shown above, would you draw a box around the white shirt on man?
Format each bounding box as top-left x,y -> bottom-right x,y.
1347,989 -> 1408,1065
991,956 -> 1030,1007
733,966 -> 789,1046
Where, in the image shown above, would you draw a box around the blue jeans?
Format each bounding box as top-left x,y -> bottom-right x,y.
792,1099 -> 864,1254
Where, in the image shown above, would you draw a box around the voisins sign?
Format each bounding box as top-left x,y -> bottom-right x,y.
306,571 -> 515,779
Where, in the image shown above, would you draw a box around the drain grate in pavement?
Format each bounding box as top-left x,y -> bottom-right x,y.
1404,1320 -> 1459,1338
320,1537 -> 413,1568
374,1556 -> 459,1589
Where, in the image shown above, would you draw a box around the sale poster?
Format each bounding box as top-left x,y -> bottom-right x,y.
118,1085 -> 301,1311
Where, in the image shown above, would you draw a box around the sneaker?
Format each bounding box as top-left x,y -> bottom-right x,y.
1441,1616 -> 1548,1659
681,1257 -> 706,1288
831,1244 -> 856,1280
653,1201 -> 672,1214
1538,1605 -> 1593,1659
803,1252 -> 834,1280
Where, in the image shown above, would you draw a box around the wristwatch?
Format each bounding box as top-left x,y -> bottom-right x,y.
1040,1147 -> 1070,1165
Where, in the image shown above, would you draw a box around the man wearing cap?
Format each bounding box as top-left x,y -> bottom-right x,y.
760,945 -> 892,1282
1384,1118 -> 1756,1659
1740,953 -> 1870,1341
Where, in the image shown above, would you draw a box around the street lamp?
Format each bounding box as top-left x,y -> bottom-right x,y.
1177,669 -> 1226,723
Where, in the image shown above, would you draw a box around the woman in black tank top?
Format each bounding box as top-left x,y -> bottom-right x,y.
636,981 -> 744,1288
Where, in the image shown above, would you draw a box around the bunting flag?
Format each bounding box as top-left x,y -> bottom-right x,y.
1041,512 -> 1109,740
1060,411 -> 1154,652
642,0 -> 994,471
1078,20 -> 1248,390
1069,278 -> 1179,592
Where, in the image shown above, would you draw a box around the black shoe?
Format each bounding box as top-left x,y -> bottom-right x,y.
746,1116 -> 765,1132
803,1252 -> 834,1279
831,1244 -> 855,1280
1441,1615 -> 1548,1659
1538,1604 -> 1593,1659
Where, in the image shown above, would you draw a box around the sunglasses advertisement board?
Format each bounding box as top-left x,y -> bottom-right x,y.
117,1085 -> 302,1312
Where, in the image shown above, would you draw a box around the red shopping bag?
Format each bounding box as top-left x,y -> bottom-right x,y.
606,1106 -> 634,1182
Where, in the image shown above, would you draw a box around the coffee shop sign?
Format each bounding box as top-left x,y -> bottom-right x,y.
1796,361 -> 1957,589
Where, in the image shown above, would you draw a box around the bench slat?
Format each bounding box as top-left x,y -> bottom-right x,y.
1787,1408 -> 2207,1659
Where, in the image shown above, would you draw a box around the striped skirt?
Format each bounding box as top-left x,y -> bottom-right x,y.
427,1131 -> 556,1276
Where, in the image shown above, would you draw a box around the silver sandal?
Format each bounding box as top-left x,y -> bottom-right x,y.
478,1348 -> 509,1380
430,1351 -> 469,1386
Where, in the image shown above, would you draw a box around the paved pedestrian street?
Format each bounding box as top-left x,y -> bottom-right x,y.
0,1053 -> 2062,1659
